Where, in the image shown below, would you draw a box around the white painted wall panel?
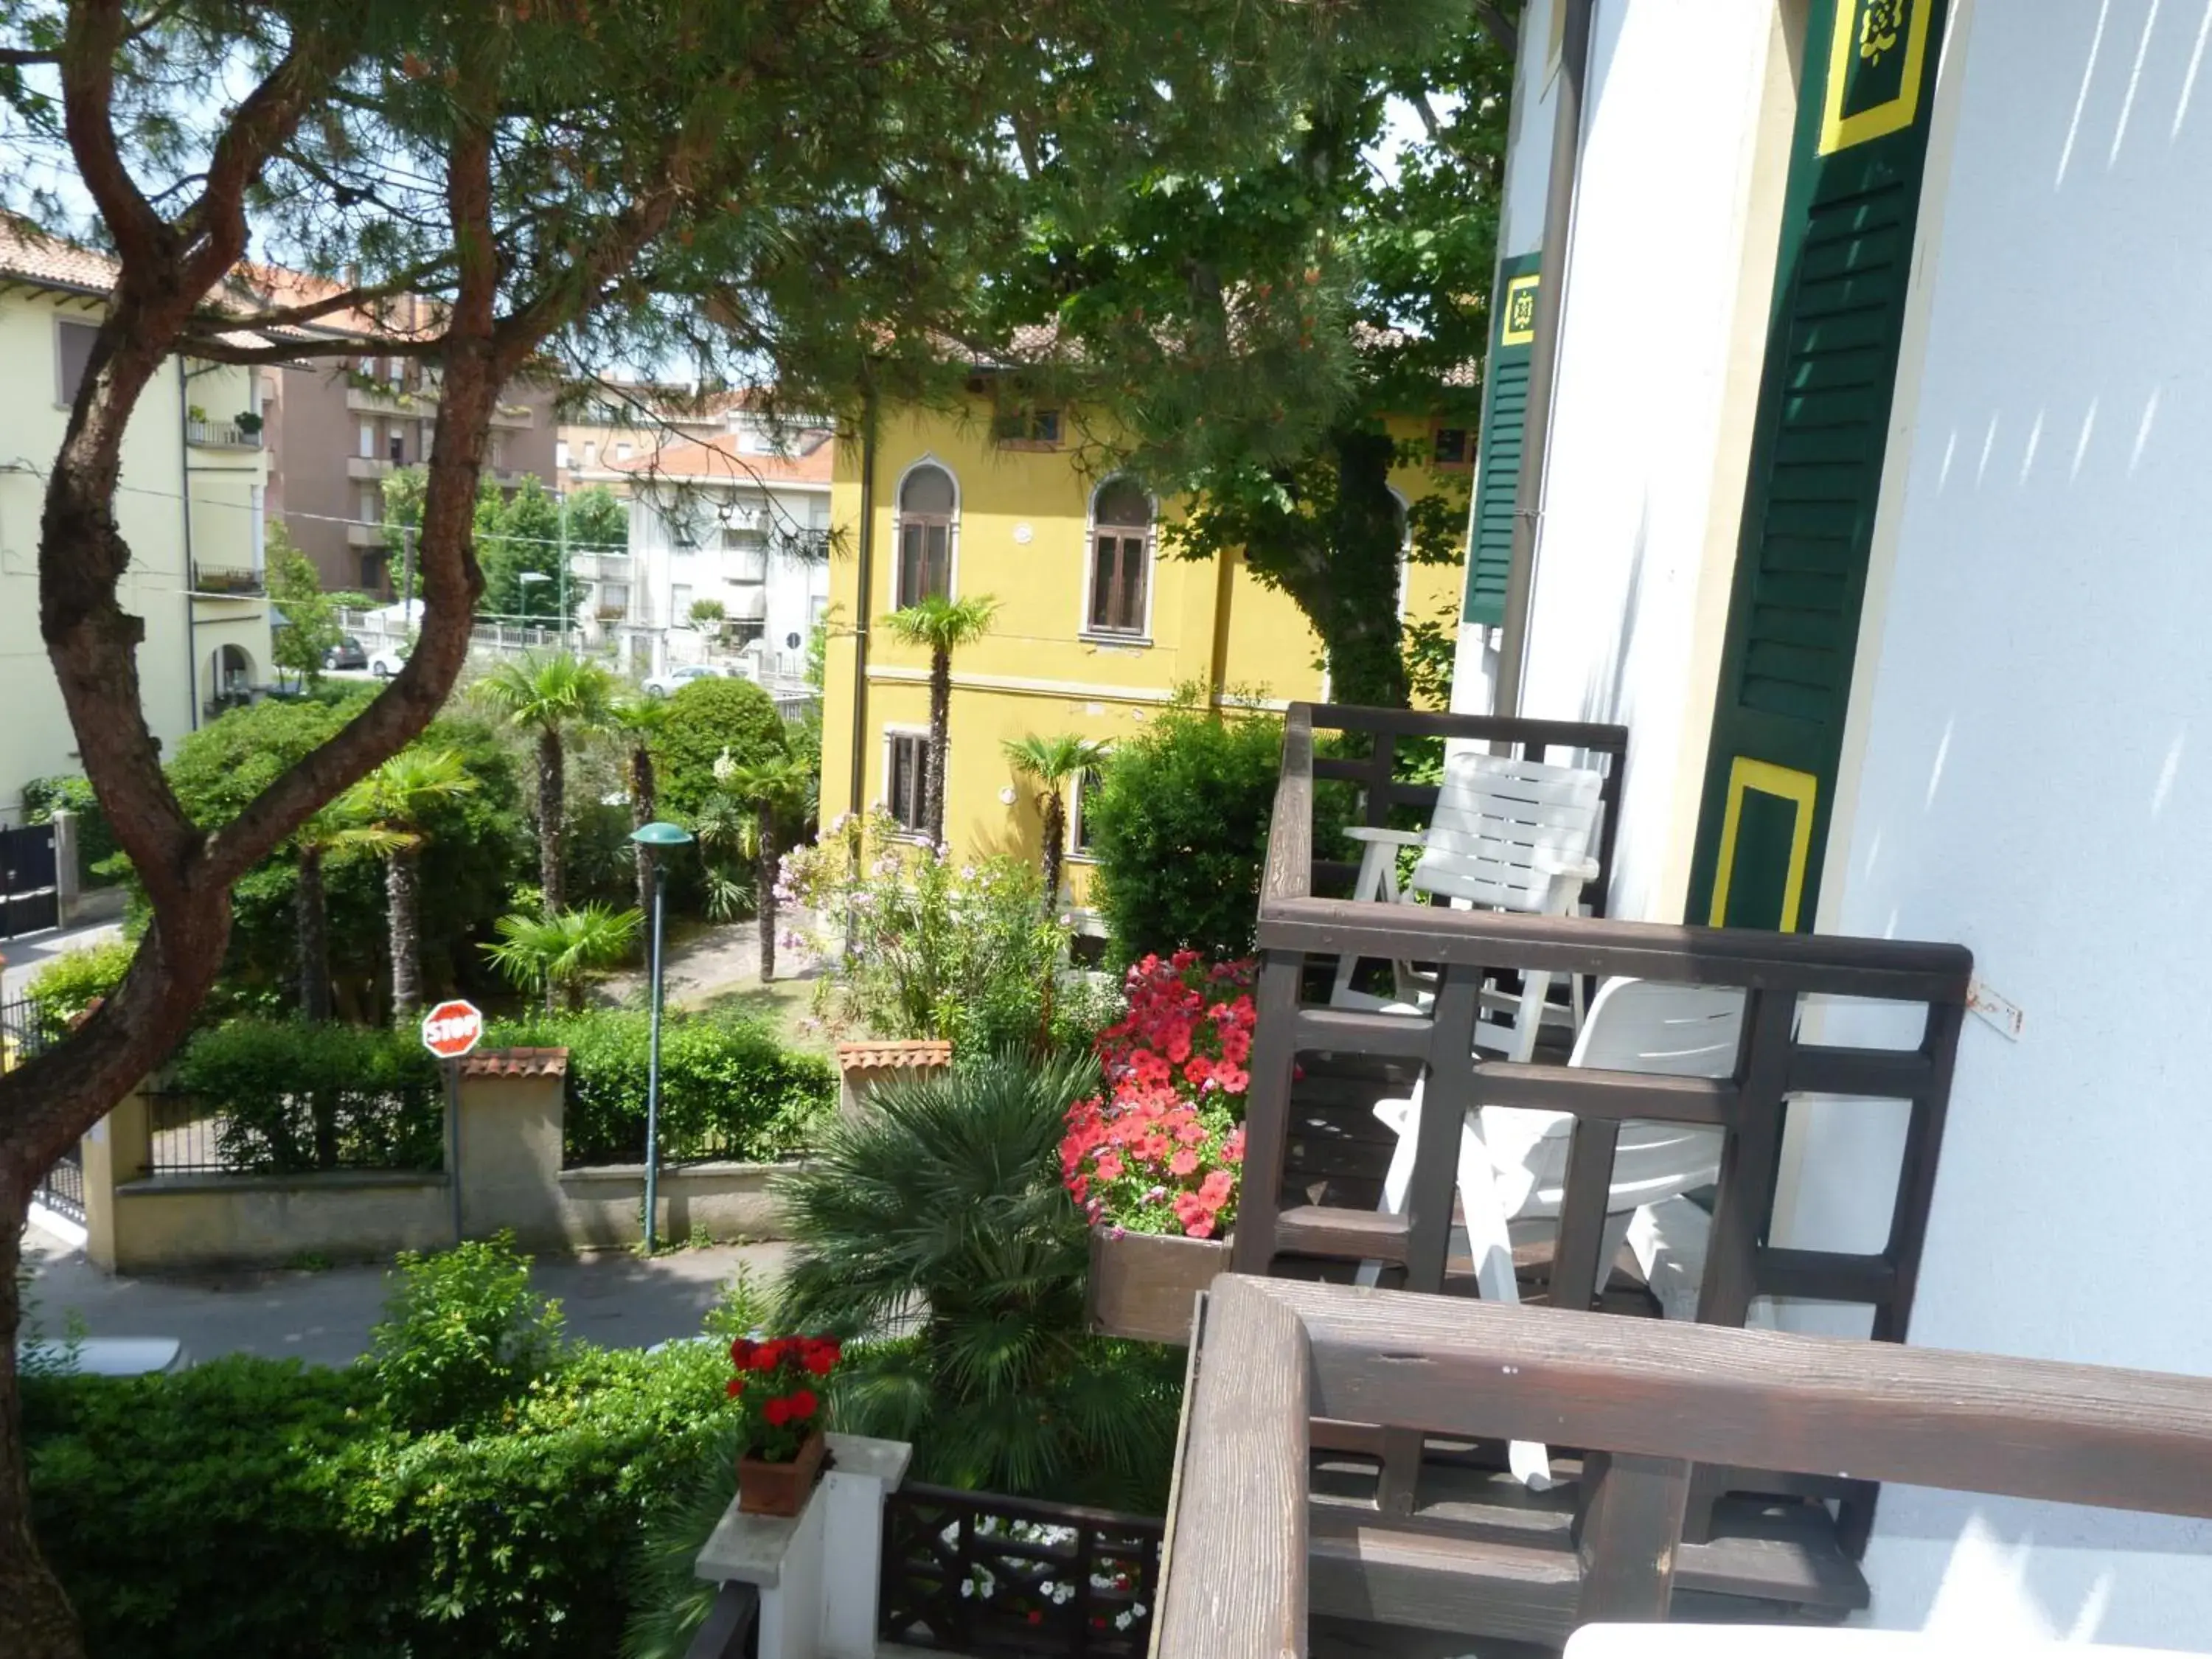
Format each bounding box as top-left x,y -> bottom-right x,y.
1815,0 -> 2212,1641
1510,0 -> 1775,922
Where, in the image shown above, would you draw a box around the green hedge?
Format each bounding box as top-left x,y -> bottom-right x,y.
490,1008 -> 834,1166
1085,705 -> 1287,962
22,939 -> 136,1042
169,1020 -> 443,1173
26,1239 -> 735,1659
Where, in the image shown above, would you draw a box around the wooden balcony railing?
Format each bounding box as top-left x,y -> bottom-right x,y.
1155,1276 -> 2212,1657
1234,702 -> 1975,1605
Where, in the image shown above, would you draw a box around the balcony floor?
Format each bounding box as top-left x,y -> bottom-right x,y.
1270,1044 -> 1871,1652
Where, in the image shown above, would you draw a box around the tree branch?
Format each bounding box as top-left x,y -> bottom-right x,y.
175,333 -> 446,366
59,1 -> 164,265
1474,1 -> 1519,58
198,42 -> 507,886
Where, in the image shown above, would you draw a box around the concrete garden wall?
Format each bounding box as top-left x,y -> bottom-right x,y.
81,1048 -> 801,1273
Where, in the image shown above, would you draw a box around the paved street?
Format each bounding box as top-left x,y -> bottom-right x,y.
1,918 -> 124,1003
20,1218 -> 790,1368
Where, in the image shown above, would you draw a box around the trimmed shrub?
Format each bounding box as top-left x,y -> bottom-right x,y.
169,1019 -> 443,1172
23,938 -> 136,1040
490,1007 -> 835,1166
22,773 -> 123,885
1084,705 -> 1284,962
368,1234 -> 568,1433
655,676 -> 787,816
24,1236 -> 736,1659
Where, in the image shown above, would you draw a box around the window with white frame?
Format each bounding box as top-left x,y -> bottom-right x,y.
895,464 -> 955,606
1071,765 -> 1105,858
358,418 -> 376,459
672,582 -> 694,622
1087,479 -> 1152,636
886,731 -> 931,832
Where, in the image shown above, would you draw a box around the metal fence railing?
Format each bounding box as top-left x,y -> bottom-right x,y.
145,1085 -> 444,1176
879,1484 -> 1162,1659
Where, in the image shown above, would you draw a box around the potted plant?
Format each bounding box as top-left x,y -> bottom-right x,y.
727,1333 -> 841,1516
234,410 -> 263,437
1064,951 -> 1254,1344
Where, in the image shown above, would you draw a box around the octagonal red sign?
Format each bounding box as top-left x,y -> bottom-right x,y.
420,998 -> 484,1060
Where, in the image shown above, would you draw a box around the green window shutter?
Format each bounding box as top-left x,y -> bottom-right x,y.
1686,0 -> 1950,931
1463,252 -> 1541,626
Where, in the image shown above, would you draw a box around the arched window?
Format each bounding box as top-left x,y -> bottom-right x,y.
1088,479 -> 1153,636
896,462 -> 956,605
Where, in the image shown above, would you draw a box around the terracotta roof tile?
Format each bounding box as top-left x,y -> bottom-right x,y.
0,219 -> 119,294
460,1046 -> 570,1077
835,1040 -> 953,1072
602,431 -> 834,485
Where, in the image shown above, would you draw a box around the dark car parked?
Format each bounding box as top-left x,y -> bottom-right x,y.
324,634 -> 368,672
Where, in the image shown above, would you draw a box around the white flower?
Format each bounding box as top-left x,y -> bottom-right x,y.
712,744 -> 738,784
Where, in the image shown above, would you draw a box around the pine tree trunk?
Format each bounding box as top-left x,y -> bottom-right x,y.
757,810 -> 779,983
924,644 -> 952,844
537,726 -> 566,914
1041,791 -> 1066,914
0,1214 -> 83,1659
630,742 -> 657,918
388,852 -> 422,1023
296,847 -> 332,1023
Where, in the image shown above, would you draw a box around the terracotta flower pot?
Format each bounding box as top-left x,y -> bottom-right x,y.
1086,1223 -> 1233,1346
737,1427 -> 830,1517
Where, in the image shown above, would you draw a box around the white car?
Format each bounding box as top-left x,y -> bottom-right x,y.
368,642 -> 410,678
641,663 -> 731,698
19,1336 -> 188,1377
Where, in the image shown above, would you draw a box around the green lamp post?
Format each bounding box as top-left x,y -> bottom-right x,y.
630,819 -> 695,1251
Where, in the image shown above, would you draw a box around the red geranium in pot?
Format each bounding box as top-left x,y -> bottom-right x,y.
728,1334 -> 842,1516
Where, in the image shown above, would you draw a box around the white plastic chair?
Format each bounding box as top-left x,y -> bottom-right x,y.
1331,751 -> 1605,1062
1357,978 -> 1744,1484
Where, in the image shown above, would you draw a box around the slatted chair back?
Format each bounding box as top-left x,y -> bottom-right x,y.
1488,979 -> 1746,1222
1411,751 -> 1607,914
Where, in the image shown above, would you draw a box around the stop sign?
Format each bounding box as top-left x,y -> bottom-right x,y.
420,999 -> 484,1061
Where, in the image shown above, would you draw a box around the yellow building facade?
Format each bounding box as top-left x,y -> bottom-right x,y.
818,395 -> 1464,898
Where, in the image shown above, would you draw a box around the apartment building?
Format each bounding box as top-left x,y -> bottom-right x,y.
0,226 -> 271,821
818,389 -> 1464,896
261,320 -> 557,597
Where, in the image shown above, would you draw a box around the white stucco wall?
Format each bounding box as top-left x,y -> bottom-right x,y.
1813,0 -> 2212,1642
0,291 -> 234,820
1506,0 -> 1782,923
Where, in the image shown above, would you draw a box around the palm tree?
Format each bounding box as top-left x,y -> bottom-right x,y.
481,903 -> 644,1013
706,746 -> 815,983
607,694 -> 671,918
774,1049 -> 1183,1507
881,594 -> 998,843
476,653 -> 617,914
1002,734 -> 1109,913
293,808 -> 406,1022
349,748 -> 481,1023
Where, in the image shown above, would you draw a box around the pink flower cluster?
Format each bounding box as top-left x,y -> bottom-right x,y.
1061,952 -> 1257,1239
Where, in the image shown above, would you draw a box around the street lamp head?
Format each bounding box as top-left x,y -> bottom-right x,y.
517,571 -> 551,585
630,820 -> 695,849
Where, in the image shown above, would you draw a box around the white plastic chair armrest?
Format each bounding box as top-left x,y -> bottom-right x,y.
1343,826 -> 1426,847
1531,849 -> 1601,882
